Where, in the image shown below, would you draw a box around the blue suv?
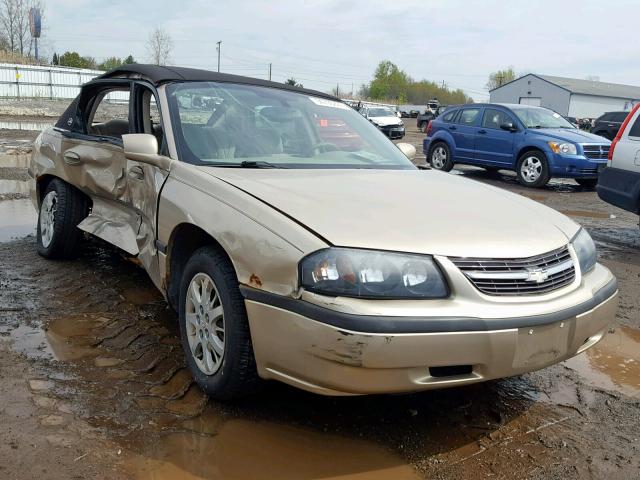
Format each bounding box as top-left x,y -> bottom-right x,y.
423,103 -> 611,188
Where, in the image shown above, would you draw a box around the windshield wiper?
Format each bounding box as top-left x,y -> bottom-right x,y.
239,160 -> 284,169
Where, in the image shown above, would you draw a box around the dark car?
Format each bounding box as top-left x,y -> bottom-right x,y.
423,103 -> 611,188
592,111 -> 630,140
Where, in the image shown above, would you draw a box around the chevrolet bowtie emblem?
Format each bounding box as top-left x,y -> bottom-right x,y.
526,268 -> 550,283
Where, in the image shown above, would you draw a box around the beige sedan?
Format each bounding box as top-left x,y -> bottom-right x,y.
30,64 -> 618,399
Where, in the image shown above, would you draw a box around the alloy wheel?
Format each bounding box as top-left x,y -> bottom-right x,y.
520,156 -> 542,183
185,273 -> 225,375
40,191 -> 57,248
431,146 -> 447,169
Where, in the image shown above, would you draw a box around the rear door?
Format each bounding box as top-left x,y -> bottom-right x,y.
449,107 -> 481,161
475,108 -> 517,167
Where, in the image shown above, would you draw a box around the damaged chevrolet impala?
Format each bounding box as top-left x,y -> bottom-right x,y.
30,65 -> 618,399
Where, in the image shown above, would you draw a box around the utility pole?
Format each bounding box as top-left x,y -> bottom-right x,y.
336,83 -> 339,98
268,63 -> 272,81
216,41 -> 222,72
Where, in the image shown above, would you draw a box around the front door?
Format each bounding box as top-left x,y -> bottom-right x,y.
475,108 -> 517,167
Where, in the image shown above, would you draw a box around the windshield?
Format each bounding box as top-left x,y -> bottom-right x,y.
367,107 -> 396,117
167,82 -> 414,169
512,107 -> 575,129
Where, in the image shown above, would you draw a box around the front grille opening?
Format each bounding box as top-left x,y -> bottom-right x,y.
429,365 -> 473,378
450,246 -> 576,296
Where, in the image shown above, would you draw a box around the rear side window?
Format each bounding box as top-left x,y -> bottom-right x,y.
457,108 -> 480,126
598,113 -> 613,122
482,109 -> 513,129
628,114 -> 640,138
442,110 -> 457,122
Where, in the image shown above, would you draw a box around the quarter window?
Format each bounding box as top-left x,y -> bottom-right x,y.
457,109 -> 480,126
442,110 -> 457,122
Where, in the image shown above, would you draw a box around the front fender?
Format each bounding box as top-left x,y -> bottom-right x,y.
158,163 -> 328,297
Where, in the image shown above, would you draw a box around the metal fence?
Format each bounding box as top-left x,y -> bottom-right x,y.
0,63 -> 102,99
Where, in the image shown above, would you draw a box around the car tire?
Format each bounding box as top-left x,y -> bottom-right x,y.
417,121 -> 424,131
178,246 -> 262,401
429,142 -> 454,172
516,151 -> 550,188
575,178 -> 598,189
36,178 -> 88,259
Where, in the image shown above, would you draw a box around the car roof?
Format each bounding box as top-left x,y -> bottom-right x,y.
96,63 -> 338,101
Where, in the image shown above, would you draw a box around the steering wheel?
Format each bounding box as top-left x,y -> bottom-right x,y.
308,142 -> 339,155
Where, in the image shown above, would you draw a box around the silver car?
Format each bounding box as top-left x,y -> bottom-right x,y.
30,64 -> 618,399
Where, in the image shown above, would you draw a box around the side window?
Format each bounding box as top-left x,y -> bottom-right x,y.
442,110 -> 457,122
457,108 -> 480,126
482,109 -> 513,129
598,113 -> 612,122
628,114 -> 640,138
613,112 -> 629,122
135,86 -> 164,151
88,88 -> 131,140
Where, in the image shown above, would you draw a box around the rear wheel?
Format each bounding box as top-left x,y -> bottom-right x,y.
37,178 -> 88,259
516,151 -> 550,188
575,178 -> 598,188
179,246 -> 261,400
429,142 -> 454,172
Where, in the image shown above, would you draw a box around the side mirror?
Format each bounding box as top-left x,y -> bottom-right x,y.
397,142 -> 416,160
500,122 -> 517,132
123,134 -> 172,170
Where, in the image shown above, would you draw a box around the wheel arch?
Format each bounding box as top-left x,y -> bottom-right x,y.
516,146 -> 547,165
35,174 -> 93,210
165,222 -> 236,312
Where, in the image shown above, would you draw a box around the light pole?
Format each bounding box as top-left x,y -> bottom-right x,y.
216,41 -> 221,72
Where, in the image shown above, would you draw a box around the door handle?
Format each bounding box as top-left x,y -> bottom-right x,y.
478,129 -> 487,134
449,126 -> 457,131
128,165 -> 145,181
63,151 -> 82,165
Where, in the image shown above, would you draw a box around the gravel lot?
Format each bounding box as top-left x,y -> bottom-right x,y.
0,118 -> 639,480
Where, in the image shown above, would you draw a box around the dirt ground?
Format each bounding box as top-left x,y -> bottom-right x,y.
1,122 -> 639,480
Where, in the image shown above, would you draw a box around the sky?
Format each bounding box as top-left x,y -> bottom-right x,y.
43,0 -> 640,101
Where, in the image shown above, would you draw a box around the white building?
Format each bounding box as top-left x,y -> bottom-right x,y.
489,74 -> 640,118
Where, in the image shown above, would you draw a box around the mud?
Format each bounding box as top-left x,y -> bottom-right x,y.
1,139 -> 640,479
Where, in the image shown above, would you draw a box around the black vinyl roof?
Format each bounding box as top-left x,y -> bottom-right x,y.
98,63 -> 338,100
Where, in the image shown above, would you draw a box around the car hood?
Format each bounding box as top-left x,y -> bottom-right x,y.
198,168 -> 580,258
369,116 -> 403,127
529,128 -> 611,144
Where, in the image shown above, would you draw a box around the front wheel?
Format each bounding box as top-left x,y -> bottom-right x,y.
575,178 -> 598,188
429,142 -> 454,172
516,152 -> 550,188
179,246 -> 262,400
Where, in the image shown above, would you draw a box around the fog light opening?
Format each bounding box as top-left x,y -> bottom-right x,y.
429,365 -> 473,378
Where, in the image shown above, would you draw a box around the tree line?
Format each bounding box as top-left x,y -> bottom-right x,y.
361,60 -> 474,105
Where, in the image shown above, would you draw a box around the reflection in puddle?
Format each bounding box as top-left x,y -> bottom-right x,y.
0,153 -> 30,168
126,416 -> 420,480
565,326 -> 640,397
0,119 -> 52,131
0,179 -> 30,195
0,198 -> 36,241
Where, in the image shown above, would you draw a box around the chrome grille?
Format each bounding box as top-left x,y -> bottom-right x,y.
582,144 -> 610,160
450,246 -> 575,296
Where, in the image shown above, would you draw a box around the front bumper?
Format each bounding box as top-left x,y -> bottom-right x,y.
377,124 -> 405,139
243,270 -> 618,396
550,153 -> 607,178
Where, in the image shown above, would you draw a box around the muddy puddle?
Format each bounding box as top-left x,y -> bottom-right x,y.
0,197 -> 36,241
125,416 -> 420,480
565,326 -> 640,398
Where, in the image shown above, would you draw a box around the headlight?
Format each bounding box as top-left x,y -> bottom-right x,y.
571,228 -> 597,274
548,141 -> 577,155
299,248 -> 448,299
